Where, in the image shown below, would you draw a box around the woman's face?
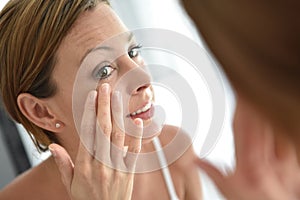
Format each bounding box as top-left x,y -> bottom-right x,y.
50,3 -> 155,144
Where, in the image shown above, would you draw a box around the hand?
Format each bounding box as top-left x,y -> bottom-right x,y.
195,105 -> 300,200
49,83 -> 143,200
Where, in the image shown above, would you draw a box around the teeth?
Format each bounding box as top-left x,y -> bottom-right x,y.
131,103 -> 151,116
142,103 -> 151,112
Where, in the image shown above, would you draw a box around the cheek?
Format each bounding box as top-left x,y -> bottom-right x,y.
136,56 -> 145,66
52,91 -> 73,125
150,86 -> 155,102
52,65 -> 78,123
127,87 -> 155,110
128,98 -> 136,112
54,73 -> 79,128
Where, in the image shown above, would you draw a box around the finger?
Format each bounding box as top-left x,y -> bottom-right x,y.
127,118 -> 143,153
96,83 -> 112,139
94,83 -> 112,164
194,158 -> 229,196
49,143 -> 74,194
77,90 -> 97,163
124,118 -> 143,172
111,91 -> 126,168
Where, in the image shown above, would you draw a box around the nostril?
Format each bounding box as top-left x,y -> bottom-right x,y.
136,83 -> 150,92
137,86 -> 146,92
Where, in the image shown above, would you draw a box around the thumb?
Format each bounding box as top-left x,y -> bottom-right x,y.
194,158 -> 229,195
49,143 -> 74,192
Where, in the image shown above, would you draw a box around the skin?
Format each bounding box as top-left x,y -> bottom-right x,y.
182,0 -> 300,199
196,96 -> 300,200
0,3 -> 201,200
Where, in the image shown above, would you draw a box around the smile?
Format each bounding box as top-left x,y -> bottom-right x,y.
128,102 -> 154,120
130,102 -> 152,116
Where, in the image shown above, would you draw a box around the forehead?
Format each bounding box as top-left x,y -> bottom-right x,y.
57,3 -> 128,65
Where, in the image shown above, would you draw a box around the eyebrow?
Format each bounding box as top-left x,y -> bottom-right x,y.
79,32 -> 135,65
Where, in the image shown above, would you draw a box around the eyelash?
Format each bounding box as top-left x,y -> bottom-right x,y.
94,64 -> 116,80
94,44 -> 143,80
128,44 -> 142,58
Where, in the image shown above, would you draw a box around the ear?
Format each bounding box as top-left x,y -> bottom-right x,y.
17,93 -> 64,133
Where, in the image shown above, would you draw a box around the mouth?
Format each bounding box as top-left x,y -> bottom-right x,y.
128,102 -> 154,120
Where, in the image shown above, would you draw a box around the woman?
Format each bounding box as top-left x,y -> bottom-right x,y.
183,0 -> 300,199
0,0 -> 201,199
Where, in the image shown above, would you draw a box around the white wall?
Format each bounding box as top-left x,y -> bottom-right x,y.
0,1 -> 6,10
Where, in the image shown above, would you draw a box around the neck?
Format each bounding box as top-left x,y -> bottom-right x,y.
56,127 -> 80,162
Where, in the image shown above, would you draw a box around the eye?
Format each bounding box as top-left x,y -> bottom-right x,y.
128,44 -> 142,58
94,65 -> 115,80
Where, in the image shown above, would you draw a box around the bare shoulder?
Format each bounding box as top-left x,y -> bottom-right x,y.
159,125 -> 197,170
0,165 -> 42,200
140,126 -> 202,199
159,125 -> 202,199
0,158 -> 67,200
159,125 -> 191,144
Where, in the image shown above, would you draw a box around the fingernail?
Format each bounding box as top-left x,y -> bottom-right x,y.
49,145 -> 56,157
101,83 -> 110,94
134,118 -> 142,126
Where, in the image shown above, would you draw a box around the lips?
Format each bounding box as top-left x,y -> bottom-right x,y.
129,102 -> 154,120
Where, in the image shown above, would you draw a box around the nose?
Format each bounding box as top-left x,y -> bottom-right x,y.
132,83 -> 151,95
117,55 -> 152,95
126,67 -> 151,95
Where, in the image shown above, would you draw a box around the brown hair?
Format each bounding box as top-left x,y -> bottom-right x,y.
0,0 -> 107,152
183,1 -> 300,134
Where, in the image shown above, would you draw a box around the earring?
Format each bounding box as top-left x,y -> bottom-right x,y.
55,123 -> 61,129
